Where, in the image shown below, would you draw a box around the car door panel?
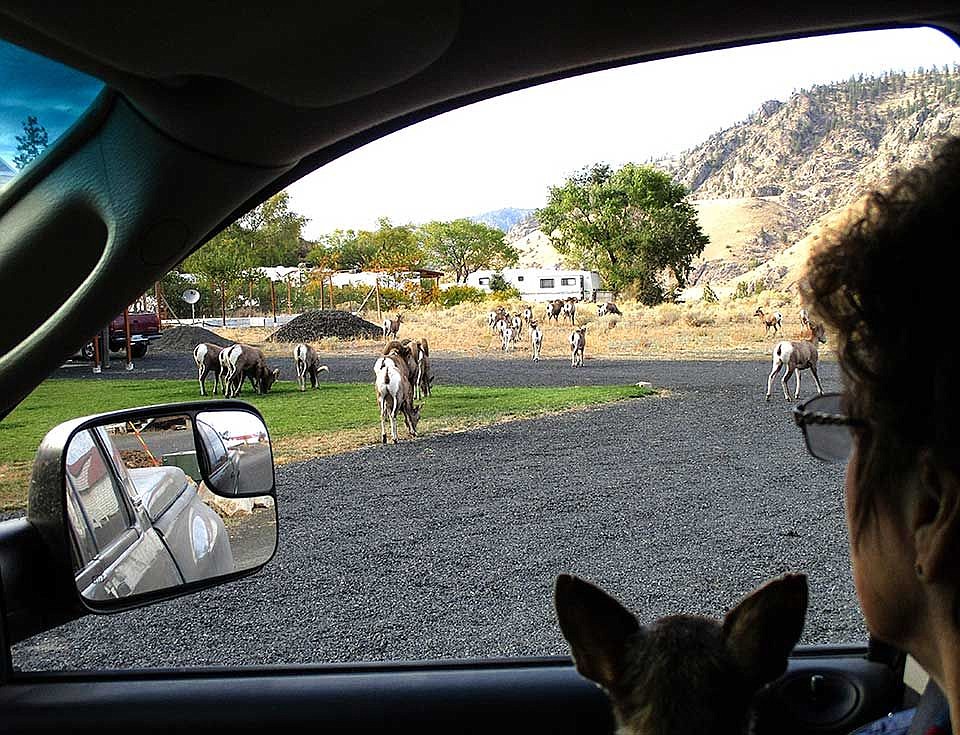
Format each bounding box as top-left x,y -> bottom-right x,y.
0,648 -> 901,735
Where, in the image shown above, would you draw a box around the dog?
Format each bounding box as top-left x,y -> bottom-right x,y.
554,573 -> 808,735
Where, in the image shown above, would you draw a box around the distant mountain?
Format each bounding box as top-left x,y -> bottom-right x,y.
652,67 -> 960,293
468,207 -> 535,232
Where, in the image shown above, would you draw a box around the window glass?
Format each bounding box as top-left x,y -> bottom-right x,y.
9,26 -> 960,673
64,430 -> 131,550
0,40 -> 103,185
65,482 -> 96,567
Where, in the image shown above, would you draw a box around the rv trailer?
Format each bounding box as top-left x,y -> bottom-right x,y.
466,268 -> 601,302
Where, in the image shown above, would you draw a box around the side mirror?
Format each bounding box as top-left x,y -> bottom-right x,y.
34,401 -> 278,611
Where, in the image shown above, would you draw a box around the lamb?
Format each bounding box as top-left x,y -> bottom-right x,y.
293,343 -> 329,391
597,302 -> 622,317
374,350 -> 421,444
530,320 -> 543,361
570,326 -> 586,367
382,313 -> 403,340
562,298 -> 577,325
193,342 -> 225,396
765,323 -> 827,401
220,343 -> 280,398
754,307 -> 782,336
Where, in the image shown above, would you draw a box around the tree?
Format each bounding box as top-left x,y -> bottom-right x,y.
421,218 -> 519,283
13,116 -> 48,169
308,219 -> 425,279
181,224 -> 251,324
537,163 -> 708,305
236,192 -> 307,266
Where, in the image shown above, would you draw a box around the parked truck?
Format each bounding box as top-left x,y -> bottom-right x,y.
81,310 -> 162,360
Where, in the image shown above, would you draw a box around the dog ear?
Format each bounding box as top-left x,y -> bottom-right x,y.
554,574 -> 642,691
722,573 -> 808,687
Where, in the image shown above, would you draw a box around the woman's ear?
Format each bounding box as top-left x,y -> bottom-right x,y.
912,456 -> 960,584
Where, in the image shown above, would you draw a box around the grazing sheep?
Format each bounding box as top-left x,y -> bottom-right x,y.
530,321 -> 543,361
765,323 -> 827,401
597,302 -> 622,317
293,343 -> 329,391
374,350 -> 420,443
220,344 -> 280,398
193,342 -> 225,396
570,327 -> 586,367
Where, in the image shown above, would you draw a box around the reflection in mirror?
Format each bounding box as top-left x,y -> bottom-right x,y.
64,411 -> 277,605
195,410 -> 274,497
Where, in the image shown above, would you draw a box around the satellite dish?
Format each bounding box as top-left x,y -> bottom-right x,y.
182,289 -> 200,304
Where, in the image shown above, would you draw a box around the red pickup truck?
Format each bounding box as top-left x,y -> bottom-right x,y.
82,311 -> 162,359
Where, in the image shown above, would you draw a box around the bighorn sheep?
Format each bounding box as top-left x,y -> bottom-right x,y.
293,343 -> 329,391
382,313 -> 403,340
510,313 -> 523,342
374,348 -> 421,443
765,323 -> 827,401
500,322 -> 515,351
562,298 -> 577,325
220,344 -> 280,398
570,327 -> 586,367
754,307 -> 782,336
546,300 -> 563,323
530,320 -> 543,361
193,342 -> 225,396
522,306 -> 533,324
402,337 -> 433,399
597,302 -> 622,317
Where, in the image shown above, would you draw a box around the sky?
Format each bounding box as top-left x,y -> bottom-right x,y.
287,27 -> 960,239
0,43 -> 102,168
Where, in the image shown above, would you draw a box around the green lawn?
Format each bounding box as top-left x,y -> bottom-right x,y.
0,379 -> 652,510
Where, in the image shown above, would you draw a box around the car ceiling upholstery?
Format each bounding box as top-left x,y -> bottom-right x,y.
0,1 -> 957,419
2,1 -> 959,170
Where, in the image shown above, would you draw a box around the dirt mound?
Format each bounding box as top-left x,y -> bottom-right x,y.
268,310 -> 381,342
153,325 -> 232,353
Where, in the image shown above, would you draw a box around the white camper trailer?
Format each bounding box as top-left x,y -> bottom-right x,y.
466,268 -> 601,302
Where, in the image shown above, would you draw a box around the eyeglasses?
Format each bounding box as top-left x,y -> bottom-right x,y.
792,393 -> 865,463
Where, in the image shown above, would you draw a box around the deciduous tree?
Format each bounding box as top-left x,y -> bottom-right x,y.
537,163 -> 708,304
421,219 -> 518,283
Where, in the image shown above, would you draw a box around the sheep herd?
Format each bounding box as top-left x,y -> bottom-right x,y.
487,298 -> 621,368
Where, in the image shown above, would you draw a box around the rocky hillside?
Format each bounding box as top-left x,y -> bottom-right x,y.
504,69 -> 960,294
469,207 -> 534,232
666,68 -> 960,293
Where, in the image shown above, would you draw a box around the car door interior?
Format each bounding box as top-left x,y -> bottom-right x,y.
1,3 -> 957,733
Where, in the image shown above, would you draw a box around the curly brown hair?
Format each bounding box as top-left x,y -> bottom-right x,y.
801,137 -> 960,528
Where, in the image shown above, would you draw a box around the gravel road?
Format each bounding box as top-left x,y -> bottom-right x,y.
14,355 -> 861,671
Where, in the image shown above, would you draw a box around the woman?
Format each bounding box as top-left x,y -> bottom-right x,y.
796,137 -> 960,733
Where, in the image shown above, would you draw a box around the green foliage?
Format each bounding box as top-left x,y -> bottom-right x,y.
13,115 -> 48,169
487,272 -> 521,299
701,283 -> 719,303
237,192 -> 308,267
307,218 -> 425,274
537,163 -> 708,305
731,280 -> 765,300
377,286 -> 413,310
421,218 -> 518,283
438,285 -> 486,307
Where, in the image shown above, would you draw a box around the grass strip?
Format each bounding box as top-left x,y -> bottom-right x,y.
0,379 -> 652,510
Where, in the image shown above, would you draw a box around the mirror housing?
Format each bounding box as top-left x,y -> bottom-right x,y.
26,400 -> 278,615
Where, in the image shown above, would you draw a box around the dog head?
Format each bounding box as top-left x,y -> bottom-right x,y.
554,573 -> 807,735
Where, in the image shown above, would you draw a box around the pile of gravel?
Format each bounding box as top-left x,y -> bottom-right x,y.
267,310 -> 381,342
152,325 -> 232,353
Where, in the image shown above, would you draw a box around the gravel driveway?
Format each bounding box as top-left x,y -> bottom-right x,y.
14,356 -> 861,671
